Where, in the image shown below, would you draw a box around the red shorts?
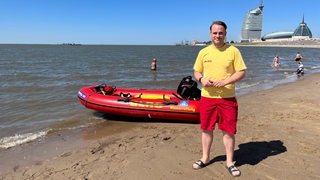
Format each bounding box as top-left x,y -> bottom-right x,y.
200,96 -> 238,134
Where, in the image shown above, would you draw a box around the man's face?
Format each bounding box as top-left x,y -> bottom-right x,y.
210,24 -> 226,48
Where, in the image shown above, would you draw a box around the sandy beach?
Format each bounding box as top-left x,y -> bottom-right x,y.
1,73 -> 320,180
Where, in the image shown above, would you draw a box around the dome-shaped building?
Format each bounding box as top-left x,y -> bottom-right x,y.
261,32 -> 293,41
292,16 -> 312,39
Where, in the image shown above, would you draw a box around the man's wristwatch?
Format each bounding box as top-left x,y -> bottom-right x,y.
199,77 -> 203,83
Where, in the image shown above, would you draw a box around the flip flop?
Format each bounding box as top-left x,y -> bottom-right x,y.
192,160 -> 207,170
226,165 -> 241,177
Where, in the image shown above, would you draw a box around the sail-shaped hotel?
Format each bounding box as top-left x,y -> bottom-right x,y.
241,1 -> 264,42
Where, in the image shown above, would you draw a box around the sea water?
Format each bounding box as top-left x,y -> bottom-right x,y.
0,44 -> 319,149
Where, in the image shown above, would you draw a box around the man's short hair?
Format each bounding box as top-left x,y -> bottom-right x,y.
210,21 -> 227,31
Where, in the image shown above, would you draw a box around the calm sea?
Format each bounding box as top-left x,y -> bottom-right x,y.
1,44 -> 320,149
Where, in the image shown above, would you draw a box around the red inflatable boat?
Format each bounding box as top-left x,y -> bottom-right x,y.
77,76 -> 201,122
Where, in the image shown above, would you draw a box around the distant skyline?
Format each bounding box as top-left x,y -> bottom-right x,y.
0,0 -> 319,45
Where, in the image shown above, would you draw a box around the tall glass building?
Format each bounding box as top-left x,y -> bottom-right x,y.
241,1 -> 264,42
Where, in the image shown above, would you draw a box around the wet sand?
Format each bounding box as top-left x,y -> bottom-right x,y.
1,73 -> 320,180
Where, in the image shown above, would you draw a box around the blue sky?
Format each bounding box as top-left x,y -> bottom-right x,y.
0,0 -> 319,45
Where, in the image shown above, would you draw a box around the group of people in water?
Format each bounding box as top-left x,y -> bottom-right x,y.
151,52 -> 305,76
152,52 -> 305,76
273,52 -> 304,76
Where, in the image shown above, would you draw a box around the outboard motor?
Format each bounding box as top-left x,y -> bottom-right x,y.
177,76 -> 201,100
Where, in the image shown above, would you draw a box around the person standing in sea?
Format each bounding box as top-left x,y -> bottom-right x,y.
273,54 -> 280,68
295,52 -> 303,62
192,20 -> 247,177
150,58 -> 157,71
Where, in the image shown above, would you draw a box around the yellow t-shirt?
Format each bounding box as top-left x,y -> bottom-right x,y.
193,44 -> 247,98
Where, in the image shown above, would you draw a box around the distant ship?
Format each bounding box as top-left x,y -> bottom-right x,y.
61,43 -> 82,46
193,43 -> 206,46
175,40 -> 208,46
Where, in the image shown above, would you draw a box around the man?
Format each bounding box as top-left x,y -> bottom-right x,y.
150,58 -> 157,70
295,52 -> 303,62
296,61 -> 304,76
192,21 -> 247,177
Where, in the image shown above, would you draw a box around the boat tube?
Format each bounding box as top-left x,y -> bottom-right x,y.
77,76 -> 201,122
